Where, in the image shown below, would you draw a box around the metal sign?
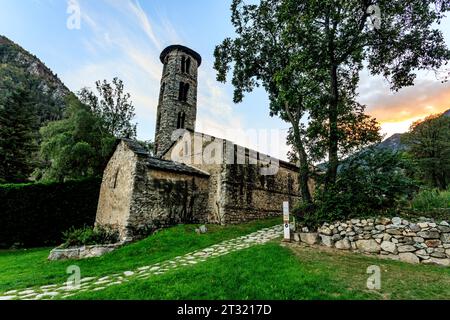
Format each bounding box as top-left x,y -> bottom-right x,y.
283,201 -> 290,241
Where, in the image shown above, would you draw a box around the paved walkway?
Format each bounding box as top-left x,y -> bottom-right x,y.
0,225 -> 283,300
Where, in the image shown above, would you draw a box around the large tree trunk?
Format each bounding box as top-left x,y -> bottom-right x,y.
325,64 -> 339,191
291,120 -> 313,205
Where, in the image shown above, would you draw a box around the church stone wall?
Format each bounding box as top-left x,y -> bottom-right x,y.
126,158 -> 210,239
222,162 -> 301,224
95,141 -> 137,240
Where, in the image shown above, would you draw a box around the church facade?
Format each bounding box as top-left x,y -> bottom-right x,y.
95,45 -> 303,242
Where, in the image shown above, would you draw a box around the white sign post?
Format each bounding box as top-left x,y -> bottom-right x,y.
283,201 -> 290,241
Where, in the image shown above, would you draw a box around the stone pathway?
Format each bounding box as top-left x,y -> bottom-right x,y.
0,225 -> 282,300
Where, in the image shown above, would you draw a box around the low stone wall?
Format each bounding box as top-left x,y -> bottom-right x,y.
48,243 -> 122,261
294,217 -> 450,266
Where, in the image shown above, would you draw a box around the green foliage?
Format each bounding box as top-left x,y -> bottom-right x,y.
215,0 -> 450,192
61,226 -> 119,248
0,178 -> 100,248
296,149 -> 419,228
402,113 -> 450,190
405,188 -> 450,221
0,87 -> 39,183
36,94 -> 116,182
78,77 -> 137,138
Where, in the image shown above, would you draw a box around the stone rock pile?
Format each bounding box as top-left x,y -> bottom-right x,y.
294,217 -> 450,266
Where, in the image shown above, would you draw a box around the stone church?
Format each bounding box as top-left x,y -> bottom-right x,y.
95,45 -> 303,242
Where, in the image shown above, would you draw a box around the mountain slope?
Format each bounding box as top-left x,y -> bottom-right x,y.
0,35 -> 71,124
376,109 -> 450,152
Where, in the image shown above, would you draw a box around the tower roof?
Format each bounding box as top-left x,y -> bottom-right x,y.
160,45 -> 202,67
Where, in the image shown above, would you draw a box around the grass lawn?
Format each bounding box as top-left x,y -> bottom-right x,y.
0,218 -> 280,293
68,242 -> 450,300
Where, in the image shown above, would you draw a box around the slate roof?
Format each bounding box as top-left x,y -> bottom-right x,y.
121,139 -> 209,177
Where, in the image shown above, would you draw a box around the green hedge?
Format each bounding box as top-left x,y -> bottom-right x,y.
0,178 -> 101,248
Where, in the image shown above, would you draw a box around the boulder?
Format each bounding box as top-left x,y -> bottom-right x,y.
355,239 -> 380,253
380,241 -> 397,254
398,253 -> 420,264
320,235 -> 334,247
423,258 -> 450,267
386,229 -> 402,235
300,233 -> 319,245
319,227 -> 333,236
441,233 -> 450,243
425,239 -> 442,248
397,245 -> 416,253
417,231 -> 440,239
335,238 -> 351,250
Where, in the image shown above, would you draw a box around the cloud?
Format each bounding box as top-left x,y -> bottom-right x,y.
358,69 -> 450,137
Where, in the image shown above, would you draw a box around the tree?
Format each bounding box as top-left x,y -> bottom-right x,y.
402,112 -> 450,189
78,77 -> 137,139
296,148 -> 418,228
214,0 -> 378,204
36,94 -> 116,182
0,87 -> 38,183
215,0 -> 450,196
282,0 -> 449,190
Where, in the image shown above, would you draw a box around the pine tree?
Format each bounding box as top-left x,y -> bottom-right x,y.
0,88 -> 38,183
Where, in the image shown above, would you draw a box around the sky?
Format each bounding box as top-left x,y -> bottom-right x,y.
0,0 -> 449,161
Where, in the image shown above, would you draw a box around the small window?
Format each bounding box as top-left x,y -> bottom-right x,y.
112,169 -> 120,189
178,82 -> 189,102
181,56 -> 186,73
185,58 -> 191,74
177,112 -> 186,129
178,82 -> 184,101
183,83 -> 190,102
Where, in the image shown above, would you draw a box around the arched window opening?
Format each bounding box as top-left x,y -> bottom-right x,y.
178,82 -> 184,101
185,58 -> 191,74
183,83 -> 190,102
112,168 -> 120,189
181,56 -> 186,73
177,112 -> 186,129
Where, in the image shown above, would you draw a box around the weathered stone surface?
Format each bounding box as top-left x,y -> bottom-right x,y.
386,229 -> 402,235
441,233 -> 450,243
300,233 -> 319,245
425,239 -> 442,248
392,217 -> 402,225
320,235 -> 334,247
397,245 -> 416,253
398,253 -> 420,264
431,251 -> 447,259
381,241 -> 397,254
335,238 -> 351,250
48,244 -> 121,261
413,237 -> 424,243
417,231 -> 440,239
356,239 -> 380,253
423,257 -> 450,267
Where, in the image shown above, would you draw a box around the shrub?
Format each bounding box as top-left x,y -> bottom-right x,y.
403,188 -> 450,221
410,188 -> 450,211
61,226 -> 119,248
0,178 -> 101,248
296,149 -> 419,228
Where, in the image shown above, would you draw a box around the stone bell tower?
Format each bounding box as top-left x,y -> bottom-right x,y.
154,45 -> 202,157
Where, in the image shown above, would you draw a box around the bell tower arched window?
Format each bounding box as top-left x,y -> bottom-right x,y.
178,82 -> 189,102
177,112 -> 186,129
185,58 -> 191,74
181,56 -> 186,73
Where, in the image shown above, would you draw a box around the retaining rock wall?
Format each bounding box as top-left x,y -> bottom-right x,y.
294,217 -> 450,266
